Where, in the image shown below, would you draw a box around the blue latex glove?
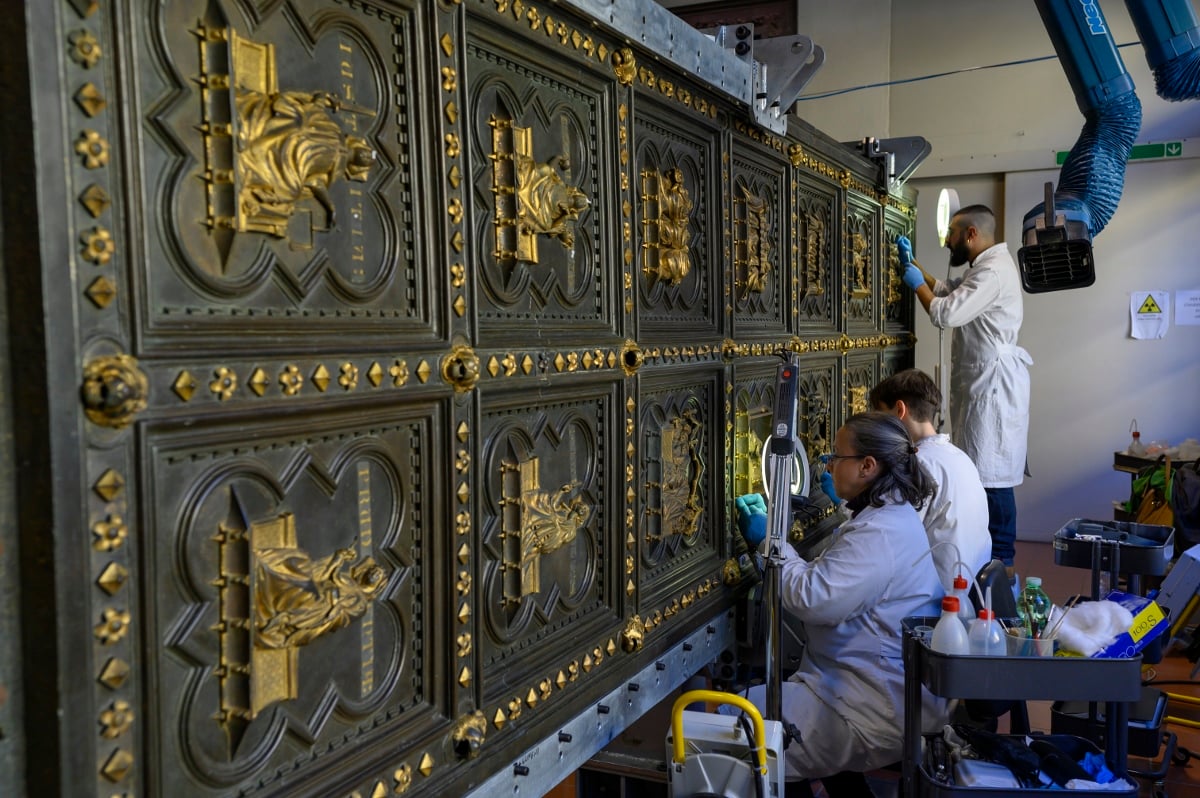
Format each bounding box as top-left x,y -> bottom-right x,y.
902,264 -> 925,291
896,235 -> 914,268
735,493 -> 768,547
820,471 -> 841,504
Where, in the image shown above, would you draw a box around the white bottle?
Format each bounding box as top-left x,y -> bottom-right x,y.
968,608 -> 1007,656
950,574 -> 974,629
930,596 -> 970,655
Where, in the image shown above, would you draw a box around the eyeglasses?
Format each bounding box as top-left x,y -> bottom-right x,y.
820,453 -> 867,465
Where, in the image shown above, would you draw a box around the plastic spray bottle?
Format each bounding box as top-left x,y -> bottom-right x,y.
930,596 -> 970,655
949,573 -> 974,629
968,588 -> 1007,656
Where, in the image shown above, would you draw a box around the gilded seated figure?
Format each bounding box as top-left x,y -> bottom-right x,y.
235,89 -> 376,235
254,545 -> 385,649
515,153 -> 590,249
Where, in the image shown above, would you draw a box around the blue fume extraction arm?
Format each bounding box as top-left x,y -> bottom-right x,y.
1020,0 -> 1200,292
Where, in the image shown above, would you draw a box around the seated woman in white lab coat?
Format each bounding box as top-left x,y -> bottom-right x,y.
741,411 -> 949,787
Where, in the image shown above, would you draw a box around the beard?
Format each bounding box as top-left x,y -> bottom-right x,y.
948,240 -> 971,267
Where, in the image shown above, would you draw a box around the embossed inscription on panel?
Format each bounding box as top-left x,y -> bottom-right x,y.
467,40 -> 602,321
156,417 -> 428,786
150,0 -> 416,317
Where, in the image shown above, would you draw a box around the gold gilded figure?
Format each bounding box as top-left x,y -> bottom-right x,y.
235,89 -> 376,236
254,545 -> 385,648
657,168 -> 693,283
515,152 -> 590,249
519,480 -> 590,595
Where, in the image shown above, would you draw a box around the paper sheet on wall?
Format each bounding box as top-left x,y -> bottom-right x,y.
1130,290 -> 1170,339
1177,290 -> 1200,326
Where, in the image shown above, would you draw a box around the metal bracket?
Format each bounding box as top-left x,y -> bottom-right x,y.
709,25 -> 826,135
845,136 -> 932,189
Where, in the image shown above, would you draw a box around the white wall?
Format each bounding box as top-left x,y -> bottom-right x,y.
1006,161 -> 1200,538
882,1 -> 1200,540
654,0 -> 1200,540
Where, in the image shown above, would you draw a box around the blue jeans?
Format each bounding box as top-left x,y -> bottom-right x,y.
985,487 -> 1017,566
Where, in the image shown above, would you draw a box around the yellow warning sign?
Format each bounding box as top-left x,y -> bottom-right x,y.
1137,295 -> 1163,314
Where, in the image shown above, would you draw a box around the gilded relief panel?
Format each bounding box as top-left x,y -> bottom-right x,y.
730,140 -> 787,336
845,194 -> 880,330
637,368 -> 722,609
733,360 -> 836,543
793,172 -> 839,333
633,98 -> 720,338
146,404 -> 441,795
731,364 -> 778,500
466,30 -> 612,336
139,0 -> 432,343
884,206 -> 915,333
796,357 -> 838,470
845,352 -> 880,419
476,382 -> 617,702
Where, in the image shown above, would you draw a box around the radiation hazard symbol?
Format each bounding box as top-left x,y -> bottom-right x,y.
1137,294 -> 1163,314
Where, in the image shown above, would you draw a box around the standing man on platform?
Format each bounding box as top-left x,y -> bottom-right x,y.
895,205 -> 1032,573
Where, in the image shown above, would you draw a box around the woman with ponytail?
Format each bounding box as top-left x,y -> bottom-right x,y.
736,411 -> 948,790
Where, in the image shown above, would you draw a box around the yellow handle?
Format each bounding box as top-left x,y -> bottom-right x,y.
670,689 -> 768,774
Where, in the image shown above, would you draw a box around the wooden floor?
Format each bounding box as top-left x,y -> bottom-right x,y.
1014,540 -> 1200,798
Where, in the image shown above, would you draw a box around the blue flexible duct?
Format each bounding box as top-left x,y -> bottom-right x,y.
1044,90 -> 1142,237
1021,0 -> 1200,291
1027,0 -> 1141,239
1124,0 -> 1200,100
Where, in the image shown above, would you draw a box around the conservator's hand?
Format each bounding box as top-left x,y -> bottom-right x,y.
896,235 -> 914,268
735,493 -> 768,547
902,264 -> 925,291
820,471 -> 841,504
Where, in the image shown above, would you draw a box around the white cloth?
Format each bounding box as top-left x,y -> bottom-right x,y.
930,243 -> 1032,487
757,501 -> 949,777
915,433 -> 992,589
1055,600 -> 1134,657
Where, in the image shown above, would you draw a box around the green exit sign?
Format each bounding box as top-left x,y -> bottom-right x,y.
1056,141 -> 1183,164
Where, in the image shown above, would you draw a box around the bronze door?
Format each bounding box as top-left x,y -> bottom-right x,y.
2,0 -> 915,796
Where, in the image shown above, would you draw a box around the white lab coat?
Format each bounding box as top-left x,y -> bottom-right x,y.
756,500 -> 949,777
915,433 -> 992,589
930,243 -> 1033,487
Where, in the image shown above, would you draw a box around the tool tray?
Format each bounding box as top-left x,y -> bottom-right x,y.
1053,518 -> 1174,576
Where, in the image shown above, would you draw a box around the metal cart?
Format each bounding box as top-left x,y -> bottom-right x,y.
902,616 -> 1142,796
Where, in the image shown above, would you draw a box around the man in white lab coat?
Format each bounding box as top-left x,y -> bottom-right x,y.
870,368 -> 991,589
896,205 -> 1032,570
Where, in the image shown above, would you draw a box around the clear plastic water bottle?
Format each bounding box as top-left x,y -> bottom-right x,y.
930,596 -> 970,655
1018,576 -> 1052,639
968,608 -> 1007,656
950,574 -> 974,629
